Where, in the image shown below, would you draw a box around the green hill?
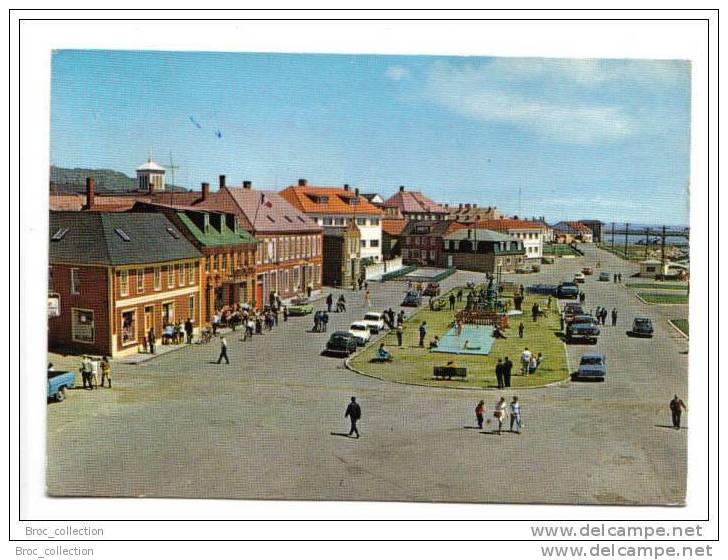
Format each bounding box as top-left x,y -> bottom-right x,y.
50,166 -> 188,193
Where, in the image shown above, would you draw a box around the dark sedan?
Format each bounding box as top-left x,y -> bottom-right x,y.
631,317 -> 654,338
323,331 -> 358,357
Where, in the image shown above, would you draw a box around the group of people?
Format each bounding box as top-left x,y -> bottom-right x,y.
78,355 -> 112,389
312,310 -> 330,332
326,293 -> 347,313
593,306 -> 618,327
475,396 -> 522,434
520,347 -> 544,376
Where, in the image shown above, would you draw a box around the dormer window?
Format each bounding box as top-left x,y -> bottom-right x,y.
114,228 -> 131,242
51,227 -> 69,241
348,197 -> 359,205
203,213 -> 210,234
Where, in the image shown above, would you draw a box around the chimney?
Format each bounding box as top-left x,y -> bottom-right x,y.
298,178 -> 307,186
443,203 -> 449,209
465,203 -> 471,210
85,177 -> 95,209
354,188 -> 359,197
201,182 -> 210,201
399,185 -> 405,192
242,180 -> 252,190
467,229 -> 472,239
458,203 -> 463,210
219,175 -> 226,189
343,184 -> 350,191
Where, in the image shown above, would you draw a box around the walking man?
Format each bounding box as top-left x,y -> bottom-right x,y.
147,328 -> 156,354
520,347 -> 532,375
611,308 -> 618,327
509,396 -> 522,433
449,292 -> 456,311
495,359 -> 504,389
419,321 -> 427,347
518,322 -> 525,339
217,336 -> 230,364
396,324 -> 403,347
669,395 -> 687,429
503,357 -> 513,388
364,289 -> 371,308
185,318 -> 194,344
326,293 -> 333,313
80,355 -> 93,389
345,397 -> 362,438
475,400 -> 485,430
99,356 -> 112,388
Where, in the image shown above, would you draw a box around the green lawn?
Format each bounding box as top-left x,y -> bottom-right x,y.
348,290 -> 569,389
670,319 -> 689,336
637,292 -> 689,305
626,283 -> 689,291
543,244 -> 580,257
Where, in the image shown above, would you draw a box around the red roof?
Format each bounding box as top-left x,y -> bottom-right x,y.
383,190 -> 447,215
222,186 -> 321,234
470,219 -> 547,231
279,185 -> 383,216
381,218 -> 407,236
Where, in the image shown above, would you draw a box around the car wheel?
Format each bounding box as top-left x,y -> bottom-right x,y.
55,387 -> 66,402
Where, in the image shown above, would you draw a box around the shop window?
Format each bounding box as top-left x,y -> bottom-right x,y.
70,268 -> 80,295
119,270 -> 129,296
121,310 -> 137,346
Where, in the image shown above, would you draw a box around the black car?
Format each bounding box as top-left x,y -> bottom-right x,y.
566,315 -> 600,343
631,317 -> 654,338
557,282 -> 580,299
401,290 -> 422,307
323,331 -> 358,357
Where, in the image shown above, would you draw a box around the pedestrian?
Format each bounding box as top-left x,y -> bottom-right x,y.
531,302 -> 539,322
313,311 -> 321,332
147,328 -> 156,354
503,357 -> 513,388
283,305 -> 288,322
601,307 -> 608,325
547,296 -> 552,309
457,289 -> 463,302
449,292 -> 456,311
475,400 -> 485,429
520,347 -> 532,375
495,358 -> 504,389
595,306 -> 601,321
559,312 -> 565,332
669,395 -> 687,429
493,397 -> 508,435
510,396 -> 522,433
618,273 -> 622,282
217,336 -> 230,364
99,355 -> 111,388
528,354 -> 538,375
80,355 -> 92,389
579,291 -> 586,304
364,289 -> 371,308
185,318 -> 194,344
322,311 -> 329,332
396,324 -> 403,346
614,273 -> 618,283
611,308 -> 618,327
326,293 -> 333,312
518,322 -> 525,339
212,312 -> 219,336
345,396 -> 362,438
364,281 -> 369,291
89,357 -> 99,389
418,321 -> 427,347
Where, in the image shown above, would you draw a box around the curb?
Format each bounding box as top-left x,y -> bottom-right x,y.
667,320 -> 689,340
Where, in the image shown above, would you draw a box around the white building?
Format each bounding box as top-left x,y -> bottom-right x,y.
279,181 -> 384,262
136,158 -> 166,192
476,219 -> 547,260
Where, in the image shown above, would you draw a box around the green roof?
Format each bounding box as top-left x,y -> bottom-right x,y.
176,211 -> 257,247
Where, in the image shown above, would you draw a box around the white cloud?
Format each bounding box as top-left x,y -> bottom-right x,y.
385,65 -> 409,81
421,59 -> 663,145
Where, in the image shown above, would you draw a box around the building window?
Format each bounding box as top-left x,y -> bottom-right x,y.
71,308 -> 95,343
335,218 -> 345,226
371,239 -> 380,248
137,269 -> 144,293
360,239 -> 367,248
70,268 -> 80,295
357,217 -> 367,225
154,267 -> 161,291
179,263 -> 186,285
188,295 -> 195,322
323,217 -> 333,226
222,254 -> 228,272
371,218 -> 380,225
119,270 -> 129,296
167,266 -> 174,288
188,263 -> 194,285
121,309 -> 137,346
218,254 -> 224,271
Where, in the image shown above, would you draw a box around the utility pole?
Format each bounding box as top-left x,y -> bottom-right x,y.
661,225 -> 667,273
624,223 -> 629,259
611,222 -> 615,248
645,228 -> 650,258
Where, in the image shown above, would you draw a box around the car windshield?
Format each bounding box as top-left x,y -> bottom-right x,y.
351,324 -> 367,331
580,356 -> 604,365
364,314 -> 380,321
635,319 -> 651,325
572,316 -> 595,324
292,298 -> 308,305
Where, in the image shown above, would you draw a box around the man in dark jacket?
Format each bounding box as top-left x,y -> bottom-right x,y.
669,395 -> 687,429
419,321 -> 427,347
345,397 -> 362,438
184,318 -> 194,344
503,357 -> 514,388
495,358 -> 505,389
326,293 -> 333,312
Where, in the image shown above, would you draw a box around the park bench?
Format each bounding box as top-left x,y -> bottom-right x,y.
433,366 -> 467,380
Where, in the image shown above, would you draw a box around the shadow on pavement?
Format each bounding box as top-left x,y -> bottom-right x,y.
654,425 -> 688,430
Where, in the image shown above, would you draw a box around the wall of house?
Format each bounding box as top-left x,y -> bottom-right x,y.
438,252 -> 496,273
48,263 -> 112,356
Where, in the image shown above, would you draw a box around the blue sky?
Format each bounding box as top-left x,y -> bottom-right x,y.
51,50 -> 691,225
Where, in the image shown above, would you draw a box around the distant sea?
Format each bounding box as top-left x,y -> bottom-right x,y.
598,223 -> 689,247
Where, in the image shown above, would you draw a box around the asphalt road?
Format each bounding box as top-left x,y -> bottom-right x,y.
47,245 -> 688,505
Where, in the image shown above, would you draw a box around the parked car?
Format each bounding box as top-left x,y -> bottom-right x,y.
361,312 -> 386,333
581,267 -> 593,276
563,303 -> 585,321
323,331 -> 358,356
423,282 -> 441,297
401,290 -> 422,307
528,283 -> 558,295
573,272 -> 586,283
566,315 -> 600,343
47,370 -> 76,402
287,298 -> 313,316
542,256 -> 555,265
348,322 -> 372,345
572,352 -> 607,381
631,317 -> 654,338
598,271 -> 611,282
557,282 -> 580,299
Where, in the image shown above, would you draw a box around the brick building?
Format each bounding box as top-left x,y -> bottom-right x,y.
130,200 -> 258,321
400,220 -> 461,266
48,212 -> 203,357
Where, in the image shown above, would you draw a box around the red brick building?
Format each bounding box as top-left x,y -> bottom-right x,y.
48,212 -> 203,357
400,220 -> 462,266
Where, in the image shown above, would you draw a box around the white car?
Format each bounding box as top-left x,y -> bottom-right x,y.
573,272 -> 586,283
348,322 -> 372,345
361,312 -> 386,334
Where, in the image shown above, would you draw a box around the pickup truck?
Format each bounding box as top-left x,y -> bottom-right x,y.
566,315 -> 600,343
47,370 -> 76,402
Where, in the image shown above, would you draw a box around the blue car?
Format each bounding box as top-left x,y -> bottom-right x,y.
401,291 -> 422,307
573,353 -> 607,381
48,370 -> 76,402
